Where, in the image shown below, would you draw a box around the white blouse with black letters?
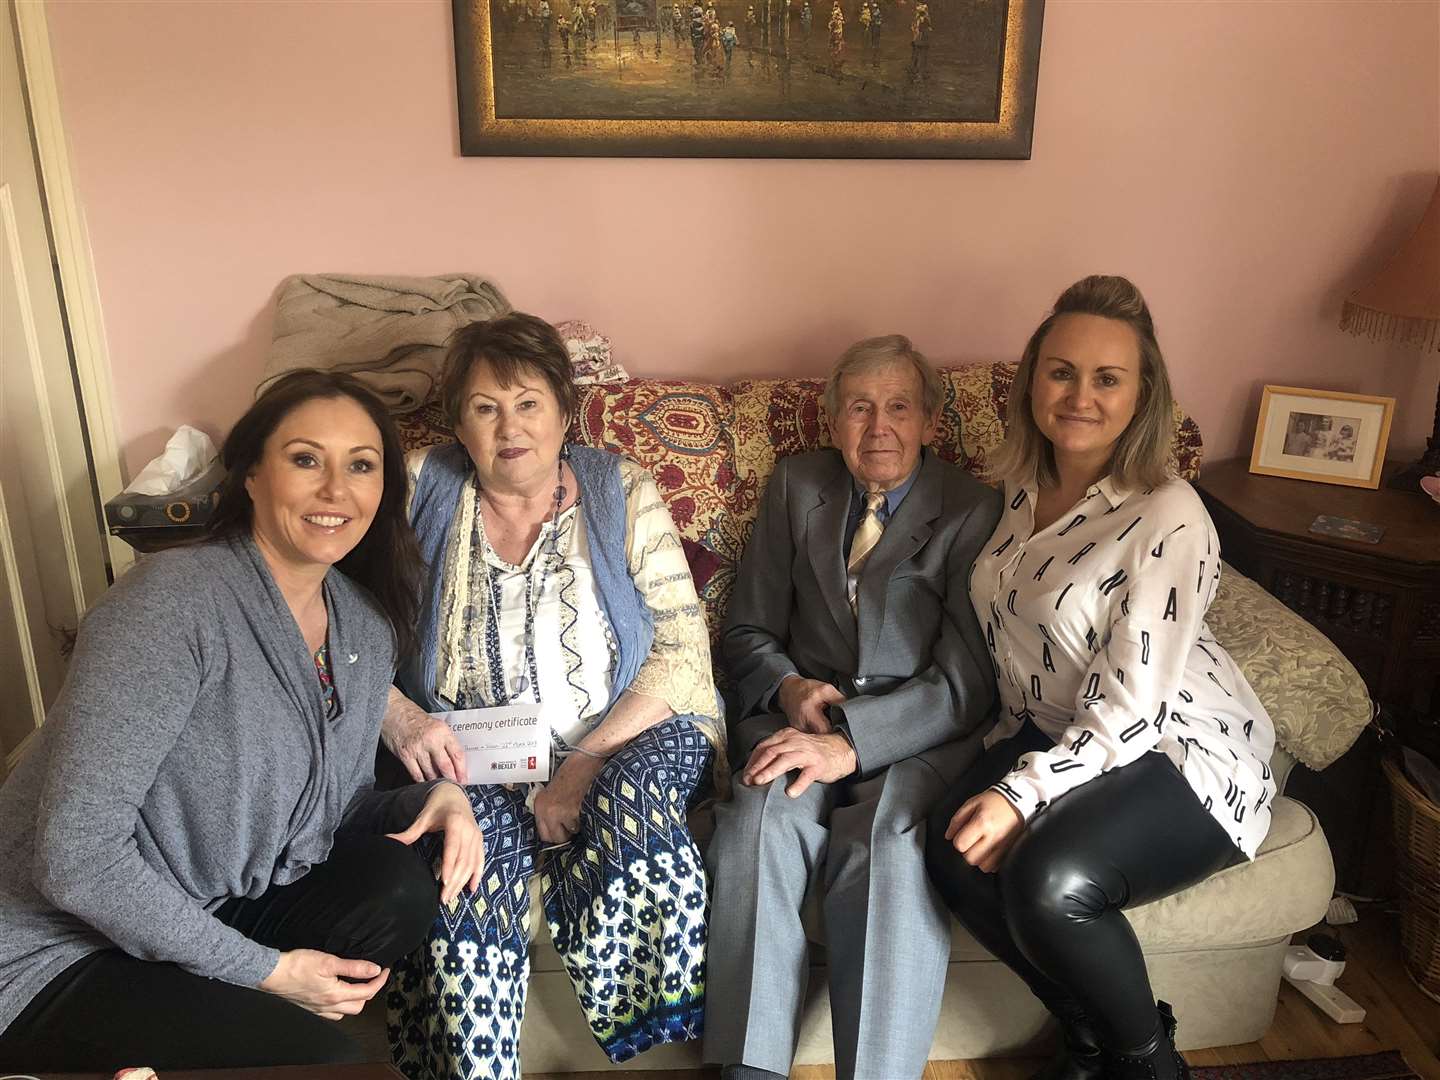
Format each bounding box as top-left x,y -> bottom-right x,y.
969,475 -> 1276,859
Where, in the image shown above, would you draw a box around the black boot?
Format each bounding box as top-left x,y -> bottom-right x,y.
1102,1001 -> 1191,1080
1028,1001 -> 1105,1080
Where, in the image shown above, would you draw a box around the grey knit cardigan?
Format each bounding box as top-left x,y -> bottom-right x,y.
0,536 -> 438,1034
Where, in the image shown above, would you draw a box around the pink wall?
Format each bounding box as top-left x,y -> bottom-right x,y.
44,0 -> 1440,477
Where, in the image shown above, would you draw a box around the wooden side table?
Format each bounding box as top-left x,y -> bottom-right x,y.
1196,458 -> 1440,892
1197,458 -> 1440,755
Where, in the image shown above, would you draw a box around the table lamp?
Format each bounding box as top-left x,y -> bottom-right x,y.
1340,175 -> 1440,490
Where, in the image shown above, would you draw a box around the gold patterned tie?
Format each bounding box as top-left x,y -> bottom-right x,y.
847,491 -> 887,614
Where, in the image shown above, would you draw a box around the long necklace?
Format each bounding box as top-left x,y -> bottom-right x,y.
472,457 -> 566,706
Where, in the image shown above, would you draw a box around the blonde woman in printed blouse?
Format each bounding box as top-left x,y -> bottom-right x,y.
380,313 -> 723,1080
924,276 -> 1275,1080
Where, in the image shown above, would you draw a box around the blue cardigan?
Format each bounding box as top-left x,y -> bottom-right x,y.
398,442 -> 655,717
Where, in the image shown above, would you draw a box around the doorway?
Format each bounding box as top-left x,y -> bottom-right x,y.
2,0 -> 112,776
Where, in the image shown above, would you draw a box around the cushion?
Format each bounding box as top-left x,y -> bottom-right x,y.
554,319 -> 628,383
1206,565 -> 1373,771
570,380 -> 739,639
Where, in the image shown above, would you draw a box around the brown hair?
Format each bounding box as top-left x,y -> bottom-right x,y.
990,275 -> 1175,491
208,370 -> 424,658
823,334 -> 943,419
440,313 -> 577,430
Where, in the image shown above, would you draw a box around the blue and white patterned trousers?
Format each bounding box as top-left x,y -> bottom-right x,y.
388,716 -> 713,1080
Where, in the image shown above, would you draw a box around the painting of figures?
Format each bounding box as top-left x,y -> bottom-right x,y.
453,0 -> 1044,157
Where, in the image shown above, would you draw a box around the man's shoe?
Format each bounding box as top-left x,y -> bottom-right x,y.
1102,1001 -> 1191,1080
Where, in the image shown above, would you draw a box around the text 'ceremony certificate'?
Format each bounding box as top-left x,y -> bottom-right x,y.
440,704 -> 549,784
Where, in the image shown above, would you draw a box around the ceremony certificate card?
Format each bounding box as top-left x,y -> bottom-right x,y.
440,704 -> 549,784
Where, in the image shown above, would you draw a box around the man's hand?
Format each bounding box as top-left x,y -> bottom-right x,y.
777,676 -> 845,735
382,688 -> 468,784
386,783 -> 483,905
534,752 -> 607,845
740,727 -> 857,798
943,789 -> 1025,873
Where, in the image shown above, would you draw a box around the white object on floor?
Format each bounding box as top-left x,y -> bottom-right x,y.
1282,937 -> 1366,1024
1284,975 -> 1368,1024
1325,894 -> 1359,925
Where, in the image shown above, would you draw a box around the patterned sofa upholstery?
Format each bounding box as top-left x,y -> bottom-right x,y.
395,362 -> 1370,1071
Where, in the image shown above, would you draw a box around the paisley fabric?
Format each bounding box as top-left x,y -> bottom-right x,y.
570,381 -> 740,640
388,717 -> 713,1080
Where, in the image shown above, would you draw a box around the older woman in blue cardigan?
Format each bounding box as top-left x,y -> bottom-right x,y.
383,313 -> 724,1080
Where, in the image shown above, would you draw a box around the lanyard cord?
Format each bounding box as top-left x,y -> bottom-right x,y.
471,458 -> 567,706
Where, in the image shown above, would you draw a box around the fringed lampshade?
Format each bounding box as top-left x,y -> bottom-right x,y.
1340,176 -> 1440,489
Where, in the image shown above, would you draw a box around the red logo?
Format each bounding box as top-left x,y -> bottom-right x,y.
528,756 -> 537,770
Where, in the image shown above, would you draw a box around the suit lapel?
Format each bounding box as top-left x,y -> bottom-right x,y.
805,457 -> 859,655
857,453 -> 941,663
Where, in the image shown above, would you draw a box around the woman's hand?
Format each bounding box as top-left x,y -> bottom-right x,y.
944,789 -> 1026,873
533,752 -> 607,845
386,783 -> 483,905
259,948 -> 389,1020
382,688 -> 468,784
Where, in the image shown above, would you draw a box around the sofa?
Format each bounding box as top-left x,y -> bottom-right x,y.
395,360 -> 1373,1071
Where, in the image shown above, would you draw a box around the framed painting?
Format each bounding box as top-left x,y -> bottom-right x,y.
453,0 -> 1044,157
1249,386 -> 1396,489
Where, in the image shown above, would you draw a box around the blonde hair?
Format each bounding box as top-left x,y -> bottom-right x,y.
991,275 -> 1175,490
823,334 -> 942,419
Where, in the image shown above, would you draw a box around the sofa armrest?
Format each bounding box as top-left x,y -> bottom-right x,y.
1206,563 -> 1372,771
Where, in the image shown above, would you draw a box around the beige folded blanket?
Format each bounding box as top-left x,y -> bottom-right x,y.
264,273 -> 511,412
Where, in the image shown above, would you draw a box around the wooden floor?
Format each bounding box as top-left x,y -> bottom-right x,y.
359,907 -> 1440,1079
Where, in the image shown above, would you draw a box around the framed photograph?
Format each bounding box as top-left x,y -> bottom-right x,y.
452,0 -> 1045,158
1249,386 -> 1395,489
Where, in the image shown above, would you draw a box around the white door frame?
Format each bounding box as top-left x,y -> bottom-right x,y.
12,0 -> 132,576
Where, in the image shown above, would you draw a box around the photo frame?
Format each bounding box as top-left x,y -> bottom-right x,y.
453,0 -> 1044,158
1249,385 -> 1395,489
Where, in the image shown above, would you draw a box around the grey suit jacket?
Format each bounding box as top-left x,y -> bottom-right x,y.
723,449 -> 1003,779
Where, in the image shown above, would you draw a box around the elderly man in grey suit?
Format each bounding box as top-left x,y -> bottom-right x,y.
703,335 -> 1002,1080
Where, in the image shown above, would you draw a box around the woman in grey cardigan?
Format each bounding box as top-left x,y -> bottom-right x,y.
0,371 -> 483,1071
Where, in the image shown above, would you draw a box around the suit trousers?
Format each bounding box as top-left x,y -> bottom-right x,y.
703,716 -> 966,1080
0,834 -> 438,1071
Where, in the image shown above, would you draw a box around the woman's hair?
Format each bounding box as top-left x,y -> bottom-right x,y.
439,312 -> 577,430
990,275 -> 1175,491
823,333 -> 942,418
208,369 -> 424,658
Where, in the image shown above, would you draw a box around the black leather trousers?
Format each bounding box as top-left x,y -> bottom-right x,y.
924,724 -> 1243,1054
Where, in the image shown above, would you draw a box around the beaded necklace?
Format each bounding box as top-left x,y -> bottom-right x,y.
469,457 -> 567,706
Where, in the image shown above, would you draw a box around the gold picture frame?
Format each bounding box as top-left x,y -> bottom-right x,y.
1249,385 -> 1395,489
453,0 -> 1045,158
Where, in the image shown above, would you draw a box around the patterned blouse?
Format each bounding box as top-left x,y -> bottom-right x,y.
969,475 -> 1277,858
406,448 -> 722,754
314,644 -> 338,720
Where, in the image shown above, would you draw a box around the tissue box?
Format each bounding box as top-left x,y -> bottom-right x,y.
105,461 -> 226,549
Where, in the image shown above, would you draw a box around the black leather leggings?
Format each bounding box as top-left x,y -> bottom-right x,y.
924,724 -> 1242,1053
